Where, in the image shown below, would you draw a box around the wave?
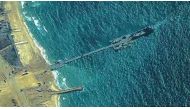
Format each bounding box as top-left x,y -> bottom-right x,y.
26,17 -> 64,90
26,15 -> 69,89
43,26 -> 48,33
33,38 -> 65,106
23,14 -> 71,105
31,16 -> 47,36
21,1 -> 25,9
21,6 -> 71,105
59,76 -> 69,89
22,17 -> 63,89
21,2 -> 48,35
31,1 -> 41,7
25,15 -> 32,21
20,3 -> 49,65
31,17 -> 41,30
21,1 -> 41,8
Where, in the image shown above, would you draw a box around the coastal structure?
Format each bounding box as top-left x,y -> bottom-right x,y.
50,26 -> 154,70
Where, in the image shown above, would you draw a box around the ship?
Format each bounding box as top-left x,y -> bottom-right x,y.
111,26 -> 154,51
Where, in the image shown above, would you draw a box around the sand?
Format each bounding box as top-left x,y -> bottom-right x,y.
0,1 -> 61,107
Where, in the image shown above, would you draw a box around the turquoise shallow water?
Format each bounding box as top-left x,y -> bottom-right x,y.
21,1 -> 190,106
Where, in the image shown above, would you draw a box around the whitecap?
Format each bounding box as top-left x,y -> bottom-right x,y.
31,17 -> 46,35
57,76 -> 69,89
52,70 -> 62,89
32,17 -> 41,28
62,97 -> 66,101
22,9 -> 62,106
62,78 -> 69,89
31,1 -> 41,8
25,15 -> 32,21
23,11 -> 26,15
21,1 -> 25,9
32,35 -> 51,64
43,26 -> 48,33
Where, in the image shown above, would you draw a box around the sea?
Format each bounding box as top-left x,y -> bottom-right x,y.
20,1 -> 190,106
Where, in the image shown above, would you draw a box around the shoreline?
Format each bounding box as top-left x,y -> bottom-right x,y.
20,6 -> 61,107
19,2 -> 62,90
4,1 -> 61,106
19,2 -> 63,97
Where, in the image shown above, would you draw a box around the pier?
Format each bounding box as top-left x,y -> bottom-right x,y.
50,26 -> 154,71
50,44 -> 114,70
50,42 -> 128,71
15,41 -> 28,45
50,86 -> 83,95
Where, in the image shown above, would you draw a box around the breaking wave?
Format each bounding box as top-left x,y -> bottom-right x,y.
22,16 -> 64,91
33,17 -> 47,35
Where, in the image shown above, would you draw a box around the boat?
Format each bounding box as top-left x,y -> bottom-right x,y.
112,26 -> 154,51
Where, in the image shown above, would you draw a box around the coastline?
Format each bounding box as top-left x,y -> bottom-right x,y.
4,1 -> 61,106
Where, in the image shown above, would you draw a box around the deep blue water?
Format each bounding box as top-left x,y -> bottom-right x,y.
21,1 -> 190,106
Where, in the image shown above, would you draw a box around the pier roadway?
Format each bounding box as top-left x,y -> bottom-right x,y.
50,36 -> 132,71
50,44 -> 116,70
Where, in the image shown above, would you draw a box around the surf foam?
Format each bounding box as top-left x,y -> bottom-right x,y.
31,17 -> 47,36
22,13 -> 62,89
21,1 -> 25,9
21,6 -> 69,105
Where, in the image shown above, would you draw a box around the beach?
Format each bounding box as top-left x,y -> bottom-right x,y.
0,1 -> 61,106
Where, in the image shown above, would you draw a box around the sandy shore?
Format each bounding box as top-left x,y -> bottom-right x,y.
1,1 -> 61,106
